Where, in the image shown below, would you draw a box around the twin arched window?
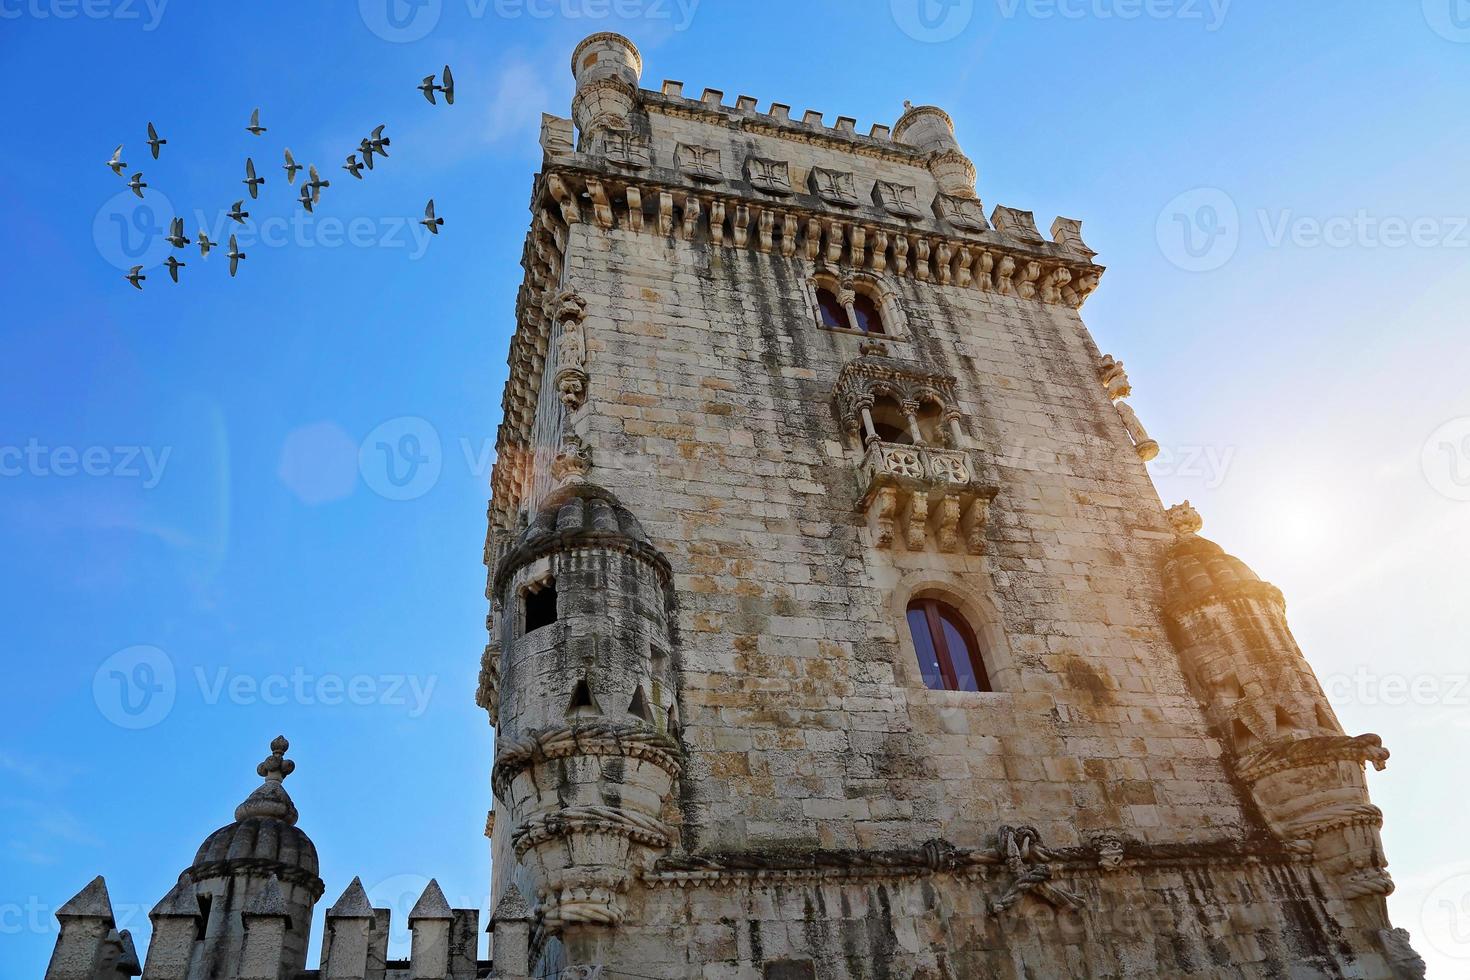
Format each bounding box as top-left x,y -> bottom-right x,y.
906,598 -> 991,692
816,286 -> 885,335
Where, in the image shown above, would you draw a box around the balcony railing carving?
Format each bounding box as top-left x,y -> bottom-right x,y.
857,442 -> 996,555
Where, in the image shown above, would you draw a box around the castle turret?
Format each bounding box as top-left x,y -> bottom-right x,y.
180,736 -> 324,979
1161,503 -> 1396,911
486,482 -> 682,953
569,32 -> 643,142
892,102 -> 978,199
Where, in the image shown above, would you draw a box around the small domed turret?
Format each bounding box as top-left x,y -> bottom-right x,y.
184,737 -> 324,979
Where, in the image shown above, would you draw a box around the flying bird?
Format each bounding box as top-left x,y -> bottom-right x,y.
165,217 -> 189,249
125,265 -> 146,289
420,198 -> 443,235
227,235 -> 245,276
297,183 -> 314,213
343,154 -> 364,179
368,124 -> 390,158
197,229 -> 217,256
243,157 -> 265,199
107,145 -> 127,176
419,65 -> 455,105
283,148 -> 302,184
146,122 -> 166,159
128,172 -> 147,198
227,200 -> 249,224
358,137 -> 376,170
246,107 -> 266,136
165,255 -> 185,283
305,164 -> 329,203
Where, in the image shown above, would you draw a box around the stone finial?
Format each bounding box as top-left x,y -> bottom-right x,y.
46,877 -> 117,980
409,880 -> 454,922
243,877 -> 290,920
57,876 -> 115,923
1167,501 -> 1204,537
490,884 -> 532,925
327,877 -> 374,919
235,735 -> 299,825
142,876 -> 202,980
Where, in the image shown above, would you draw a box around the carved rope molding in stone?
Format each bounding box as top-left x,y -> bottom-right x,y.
643,832 -> 1306,889
491,722 -> 682,802
511,803 -> 673,856
534,165 -> 1104,310
1236,732 -> 1391,782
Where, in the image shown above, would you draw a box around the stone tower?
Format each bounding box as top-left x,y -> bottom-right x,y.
477,31 -> 1425,980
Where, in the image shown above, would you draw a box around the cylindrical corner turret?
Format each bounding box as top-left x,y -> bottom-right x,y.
893,102 -> 977,198
488,482 -> 681,945
1160,503 -> 1396,912
570,32 -> 643,138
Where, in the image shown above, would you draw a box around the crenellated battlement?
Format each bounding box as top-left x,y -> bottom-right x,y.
644,79 -> 908,151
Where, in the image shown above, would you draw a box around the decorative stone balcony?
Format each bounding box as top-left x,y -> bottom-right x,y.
856,441 -> 996,555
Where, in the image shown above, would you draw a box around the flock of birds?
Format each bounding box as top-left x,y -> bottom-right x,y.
107,65 -> 455,290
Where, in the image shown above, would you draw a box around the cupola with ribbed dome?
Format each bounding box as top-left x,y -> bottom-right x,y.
181,736 -> 323,980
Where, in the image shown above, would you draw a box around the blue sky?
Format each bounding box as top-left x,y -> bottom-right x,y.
3,1 -> 1469,974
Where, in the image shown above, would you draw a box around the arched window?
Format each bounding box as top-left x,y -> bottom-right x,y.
869,395 -> 912,445
851,293 -> 884,334
814,282 -> 889,334
906,599 -> 991,692
816,288 -> 847,330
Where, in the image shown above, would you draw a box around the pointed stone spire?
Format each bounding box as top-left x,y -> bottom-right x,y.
46,877 -> 116,980
235,735 -> 299,825
409,880 -> 454,979
239,878 -> 293,980
322,877 -> 375,978
57,876 -> 115,923
243,877 -> 290,920
409,879 -> 453,922
489,885 -> 532,980
143,875 -> 203,980
326,876 -> 373,918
